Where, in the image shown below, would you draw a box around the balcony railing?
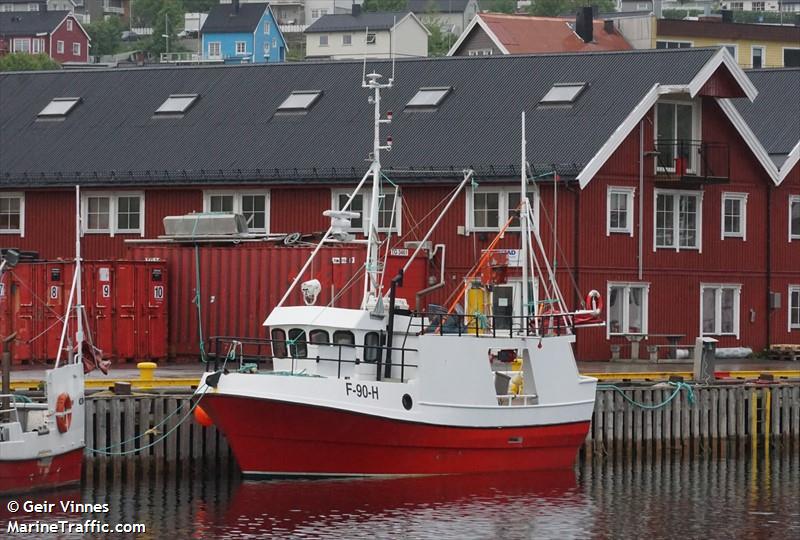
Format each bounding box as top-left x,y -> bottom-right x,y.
655,139 -> 730,184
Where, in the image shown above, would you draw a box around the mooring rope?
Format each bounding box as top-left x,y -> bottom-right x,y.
596,381 -> 695,410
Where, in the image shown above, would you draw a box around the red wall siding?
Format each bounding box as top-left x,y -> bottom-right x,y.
770,162 -> 800,345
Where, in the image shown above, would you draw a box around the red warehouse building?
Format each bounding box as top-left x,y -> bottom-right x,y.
0,8 -> 89,63
0,49 -> 797,361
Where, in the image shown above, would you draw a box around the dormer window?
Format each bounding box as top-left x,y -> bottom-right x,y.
405,87 -> 451,110
154,94 -> 199,116
37,97 -> 81,119
539,83 -> 586,105
277,90 -> 322,113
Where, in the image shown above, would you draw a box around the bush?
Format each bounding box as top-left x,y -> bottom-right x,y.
0,53 -> 60,72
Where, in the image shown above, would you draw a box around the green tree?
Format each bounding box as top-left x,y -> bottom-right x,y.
362,0 -> 407,12
144,0 -> 184,56
131,0 -> 166,27
483,0 -> 516,13
0,53 -> 60,72
86,18 -> 123,57
527,0 -> 616,17
426,21 -> 454,57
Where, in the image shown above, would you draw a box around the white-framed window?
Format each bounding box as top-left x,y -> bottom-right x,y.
789,286 -> 800,331
311,9 -> 319,18
12,38 -> 30,53
700,284 -> 741,337
208,41 -> 221,58
264,21 -> 270,34
67,19 -> 73,31
342,34 -> 352,46
331,188 -> 402,234
57,40 -> 64,54
607,282 -> 649,337
654,189 -> 702,251
467,48 -> 493,56
81,192 -> 144,237
319,35 -> 328,47
31,38 -> 43,54
751,45 -> 765,69
0,193 -> 24,236
729,1 -> 743,9
366,33 -> 376,45
785,48 -> 800,68
790,195 -> 800,241
235,41 -> 247,54
721,192 -> 747,240
264,42 -> 270,56
607,186 -> 635,236
752,1 -> 765,11
72,42 -> 80,56
655,40 -> 692,49
466,187 -> 538,232
655,99 -> 701,174
203,191 -> 270,233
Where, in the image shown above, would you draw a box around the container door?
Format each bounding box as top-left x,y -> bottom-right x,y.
93,265 -> 114,357
115,263 -> 136,359
146,265 -> 167,359
11,264 -> 34,363
44,264 -> 65,360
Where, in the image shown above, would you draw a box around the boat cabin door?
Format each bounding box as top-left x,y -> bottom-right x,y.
492,286 -> 514,330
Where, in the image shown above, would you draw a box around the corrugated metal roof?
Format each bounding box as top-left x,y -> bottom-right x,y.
731,68 -> 800,166
0,48 -> 718,187
201,3 -> 268,34
0,10 -> 69,36
305,12 -> 409,33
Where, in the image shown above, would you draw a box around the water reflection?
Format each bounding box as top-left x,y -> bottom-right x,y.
0,453 -> 797,539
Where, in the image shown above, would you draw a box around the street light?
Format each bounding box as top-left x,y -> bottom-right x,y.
163,13 -> 169,54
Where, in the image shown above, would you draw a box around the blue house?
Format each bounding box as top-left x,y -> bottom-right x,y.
201,1 -> 286,63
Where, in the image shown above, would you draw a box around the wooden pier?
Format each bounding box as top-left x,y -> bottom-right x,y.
81,383 -> 800,466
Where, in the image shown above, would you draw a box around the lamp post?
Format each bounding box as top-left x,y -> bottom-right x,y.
163,13 -> 169,55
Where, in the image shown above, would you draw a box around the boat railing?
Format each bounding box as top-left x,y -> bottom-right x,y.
411,310 -> 603,338
207,336 -> 419,383
496,393 -> 539,407
0,394 -> 20,424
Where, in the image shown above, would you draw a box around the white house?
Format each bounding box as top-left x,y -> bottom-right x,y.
406,0 -> 479,35
305,6 -> 429,60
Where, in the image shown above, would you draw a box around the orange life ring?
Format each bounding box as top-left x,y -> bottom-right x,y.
55,393 -> 72,434
586,290 -> 603,315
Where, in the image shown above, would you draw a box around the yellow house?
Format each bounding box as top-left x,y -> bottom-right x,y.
654,18 -> 800,69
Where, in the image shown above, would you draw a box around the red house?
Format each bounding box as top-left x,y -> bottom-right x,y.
0,48 -> 797,361
0,9 -> 89,63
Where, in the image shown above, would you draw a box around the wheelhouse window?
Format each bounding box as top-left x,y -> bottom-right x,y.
203,191 -> 269,233
607,283 -> 648,336
607,187 -> 635,236
287,328 -> 307,358
332,189 -> 401,234
309,329 -> 330,344
790,196 -> 800,241
467,188 -> 538,232
722,192 -> 747,240
271,328 -> 287,357
656,101 -> 698,174
0,193 -> 24,235
364,332 -> 382,363
790,286 -> 800,331
81,192 -> 144,236
333,330 -> 355,346
654,190 -> 702,251
701,284 -> 741,337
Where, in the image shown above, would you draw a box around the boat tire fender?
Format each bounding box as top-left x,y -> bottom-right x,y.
55,393 -> 72,433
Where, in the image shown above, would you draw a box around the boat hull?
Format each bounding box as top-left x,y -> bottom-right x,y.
202,394 -> 590,476
0,447 -> 83,495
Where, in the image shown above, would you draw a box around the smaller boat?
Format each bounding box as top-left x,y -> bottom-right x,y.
0,187 -> 96,494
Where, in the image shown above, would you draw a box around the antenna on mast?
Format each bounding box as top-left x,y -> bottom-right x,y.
389,16 -> 396,84
361,25 -> 368,86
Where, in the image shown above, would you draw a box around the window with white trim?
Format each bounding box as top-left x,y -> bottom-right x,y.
264,21 -> 270,34
751,46 -> 764,69
72,42 -> 80,56
0,193 -> 24,235
752,1 -> 765,11
722,192 -> 747,240
607,283 -> 649,336
67,19 -> 73,31
655,40 -> 691,49
203,191 -> 270,233
13,38 -> 30,53
343,34 -> 352,46
729,1 -> 743,10
790,286 -> 800,331
32,38 -> 43,54
331,189 -> 401,234
81,192 -> 144,236
701,284 -> 741,337
208,41 -> 221,58
235,41 -> 247,54
654,190 -> 702,251
57,40 -> 64,54
467,187 -> 538,232
791,196 -> 800,241
467,48 -> 493,56
607,187 -> 635,236
319,35 -> 328,47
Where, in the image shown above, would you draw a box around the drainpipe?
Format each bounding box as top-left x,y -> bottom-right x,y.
766,182 -> 772,349
415,244 -> 446,311
639,119 -> 644,280
573,185 -> 581,308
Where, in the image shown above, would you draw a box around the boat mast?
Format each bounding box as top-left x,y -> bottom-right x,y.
361,71 -> 392,309
520,112 -> 529,333
74,185 -> 84,365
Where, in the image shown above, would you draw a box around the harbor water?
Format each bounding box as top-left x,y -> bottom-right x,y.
1,453 -> 798,539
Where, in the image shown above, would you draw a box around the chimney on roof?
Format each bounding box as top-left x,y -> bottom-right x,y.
352,4 -> 361,16
575,6 -> 594,44
721,9 -> 733,23
233,0 -> 240,14
603,19 -> 614,34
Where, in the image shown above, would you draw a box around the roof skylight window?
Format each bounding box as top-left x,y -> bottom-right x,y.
277,90 -> 323,113
539,83 -> 587,105
405,87 -> 452,109
154,94 -> 199,115
37,97 -> 81,119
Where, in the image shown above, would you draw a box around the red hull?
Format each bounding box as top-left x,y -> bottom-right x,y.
0,448 -> 83,495
202,395 -> 590,476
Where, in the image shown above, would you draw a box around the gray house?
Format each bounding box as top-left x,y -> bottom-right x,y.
406,0 -> 478,34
